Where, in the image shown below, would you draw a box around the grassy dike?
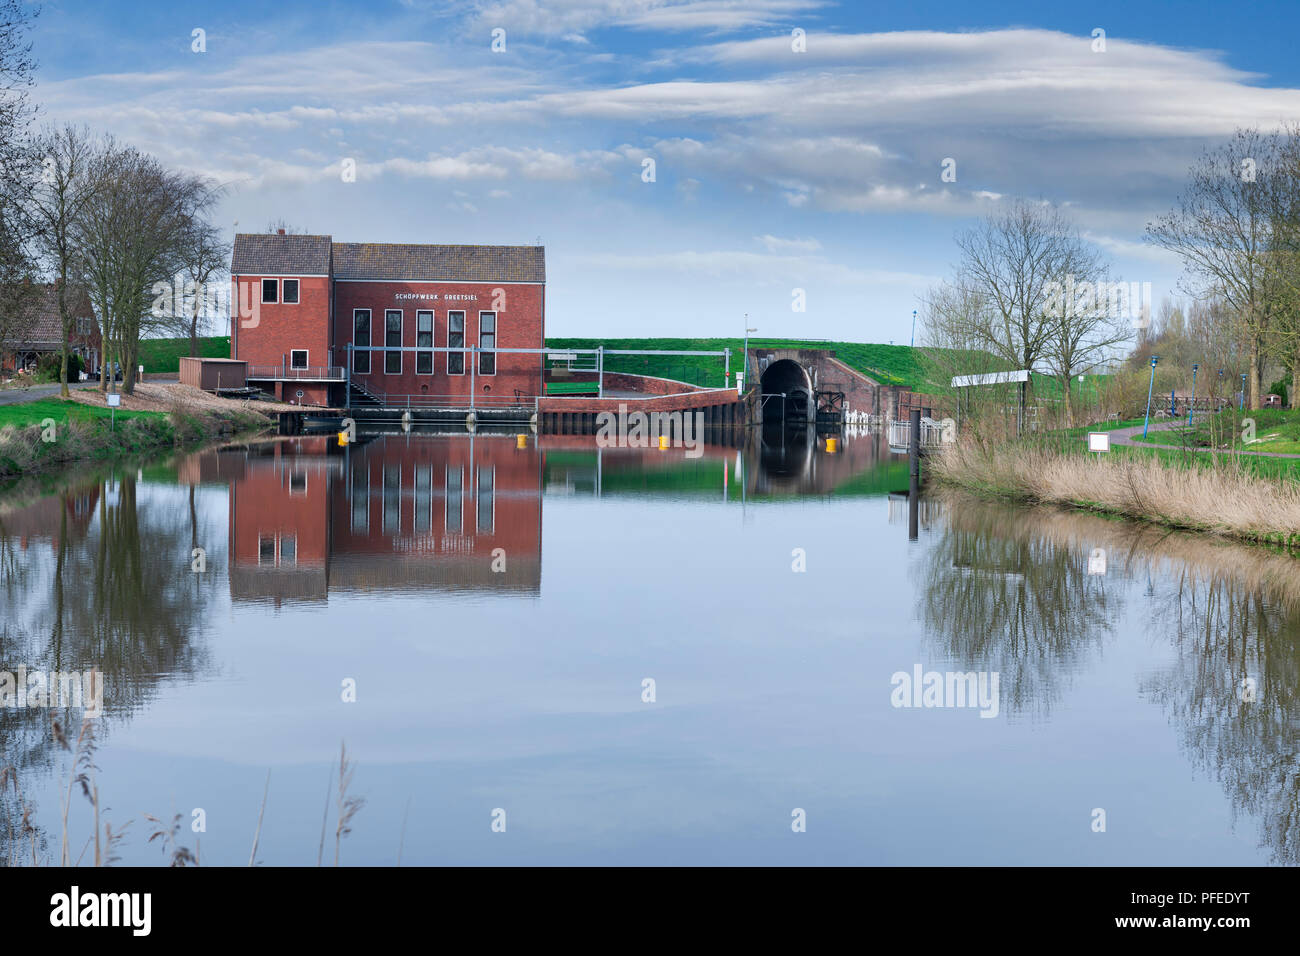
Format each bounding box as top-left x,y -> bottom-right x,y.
0,395 -> 270,481
928,438 -> 1300,548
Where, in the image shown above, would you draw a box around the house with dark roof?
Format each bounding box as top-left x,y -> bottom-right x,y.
1,282 -> 101,376
229,230 -> 545,407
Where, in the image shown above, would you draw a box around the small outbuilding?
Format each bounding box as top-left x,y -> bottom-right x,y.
180,356 -> 247,392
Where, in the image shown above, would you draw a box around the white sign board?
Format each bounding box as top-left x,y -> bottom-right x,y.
106,394 -> 121,407
548,352 -> 577,362
951,370 -> 1031,388
1088,432 -> 1110,453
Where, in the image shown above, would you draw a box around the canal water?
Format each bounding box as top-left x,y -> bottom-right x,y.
1,427 -> 1296,866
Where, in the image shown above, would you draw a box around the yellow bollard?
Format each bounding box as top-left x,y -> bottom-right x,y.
826,437 -> 838,453
516,433 -> 527,449
658,435 -> 669,450
337,431 -> 349,446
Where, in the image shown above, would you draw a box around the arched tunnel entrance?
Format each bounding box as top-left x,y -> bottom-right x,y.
760,359 -> 814,427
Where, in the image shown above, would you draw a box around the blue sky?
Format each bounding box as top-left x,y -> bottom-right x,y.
30,0 -> 1300,342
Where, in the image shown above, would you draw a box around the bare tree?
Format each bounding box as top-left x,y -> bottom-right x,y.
29,125 -> 104,396
1147,128 -> 1285,409
75,144 -> 219,394
0,0 -> 39,371
930,200 -> 1114,428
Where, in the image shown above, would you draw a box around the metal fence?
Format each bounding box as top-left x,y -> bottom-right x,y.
247,365 -> 345,381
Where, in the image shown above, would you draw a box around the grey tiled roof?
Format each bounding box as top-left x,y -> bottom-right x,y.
332,243 -> 545,283
231,234 -> 333,276
3,282 -> 96,345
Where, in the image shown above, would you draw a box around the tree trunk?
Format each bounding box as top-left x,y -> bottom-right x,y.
59,344 -> 69,399
1249,340 -> 1261,410
1061,372 -> 1074,428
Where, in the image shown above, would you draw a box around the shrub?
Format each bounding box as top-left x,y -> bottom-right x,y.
34,353 -> 84,383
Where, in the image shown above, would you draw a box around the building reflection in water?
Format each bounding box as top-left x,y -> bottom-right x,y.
227,432 -> 542,605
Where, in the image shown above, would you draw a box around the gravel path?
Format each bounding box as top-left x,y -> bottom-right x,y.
0,382 -> 100,406
1109,418 -> 1300,460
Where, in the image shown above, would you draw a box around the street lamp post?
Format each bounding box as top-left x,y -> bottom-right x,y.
910,309 -> 917,348
1143,355 -> 1158,439
743,319 -> 757,392
1189,363 -> 1199,426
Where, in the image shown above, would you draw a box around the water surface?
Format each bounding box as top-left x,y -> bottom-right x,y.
1,427 -> 1296,866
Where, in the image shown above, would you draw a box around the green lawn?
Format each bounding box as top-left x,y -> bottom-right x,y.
0,397 -> 162,430
544,337 -> 954,390
138,336 -> 231,373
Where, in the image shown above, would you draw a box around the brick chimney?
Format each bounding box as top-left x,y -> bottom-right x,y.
277,228 -> 286,235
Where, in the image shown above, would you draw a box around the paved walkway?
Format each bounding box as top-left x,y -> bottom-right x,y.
1109,418 -> 1300,460
0,381 -> 101,406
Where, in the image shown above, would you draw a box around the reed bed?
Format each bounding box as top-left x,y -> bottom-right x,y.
930,440 -> 1300,545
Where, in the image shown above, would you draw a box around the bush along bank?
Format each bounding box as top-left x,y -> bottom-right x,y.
929,440 -> 1300,548
0,403 -> 271,480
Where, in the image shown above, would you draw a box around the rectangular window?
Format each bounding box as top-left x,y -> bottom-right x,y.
353,310 -> 371,374
446,466 -> 462,533
261,278 -> 278,303
280,535 -> 297,565
417,310 -> 433,374
386,310 -> 403,374
478,311 -> 496,375
258,535 -> 275,565
283,279 -> 299,304
291,349 -> 308,369
477,466 -> 494,534
447,311 -> 464,375
289,470 -> 307,495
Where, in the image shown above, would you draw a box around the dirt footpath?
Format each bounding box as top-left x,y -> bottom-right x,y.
66,382 -> 299,416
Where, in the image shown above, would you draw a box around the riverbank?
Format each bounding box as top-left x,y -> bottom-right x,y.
929,439 -> 1300,547
0,383 -> 282,481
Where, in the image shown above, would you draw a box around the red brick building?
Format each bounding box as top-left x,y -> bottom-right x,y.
230,232 -> 545,407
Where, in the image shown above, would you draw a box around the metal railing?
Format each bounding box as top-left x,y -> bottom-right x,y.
349,391 -> 539,411
889,418 -> 945,449
247,365 -> 345,381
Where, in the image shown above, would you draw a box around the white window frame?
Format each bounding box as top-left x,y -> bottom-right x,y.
384,309 -> 403,375
258,534 -> 276,566
288,470 -> 308,496
446,310 -> 465,376
290,349 -> 308,370
261,278 -> 278,304
353,309 -> 372,375
478,311 -> 497,376
416,310 -> 434,375
279,534 -> 297,566
282,278 -> 300,304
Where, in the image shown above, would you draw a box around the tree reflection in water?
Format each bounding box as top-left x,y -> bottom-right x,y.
925,492 -> 1300,864
917,499 -> 1121,719
0,462 -> 215,863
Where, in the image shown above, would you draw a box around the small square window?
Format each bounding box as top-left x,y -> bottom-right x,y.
291,350 -> 308,369
282,279 -> 299,304
261,279 -> 278,303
